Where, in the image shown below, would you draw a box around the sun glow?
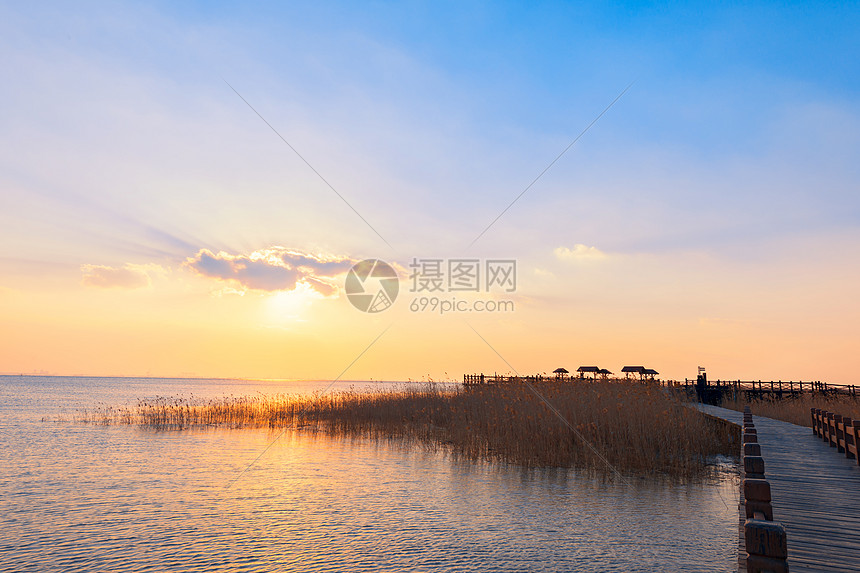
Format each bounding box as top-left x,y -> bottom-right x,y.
263,283 -> 327,324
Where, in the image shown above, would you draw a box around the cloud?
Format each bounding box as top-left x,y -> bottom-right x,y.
81,263 -> 159,289
184,247 -> 355,294
302,276 -> 339,297
554,244 -> 607,261
211,286 -> 247,298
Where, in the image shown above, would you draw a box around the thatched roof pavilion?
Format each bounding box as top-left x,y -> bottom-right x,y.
576,366 -> 600,380
621,366 -> 646,379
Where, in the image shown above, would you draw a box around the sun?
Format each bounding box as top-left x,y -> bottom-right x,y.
264,283 -> 327,324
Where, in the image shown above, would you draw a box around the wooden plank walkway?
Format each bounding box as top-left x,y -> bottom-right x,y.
697,404 -> 860,572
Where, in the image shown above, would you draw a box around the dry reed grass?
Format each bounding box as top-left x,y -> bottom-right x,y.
77,380 -> 737,479
721,393 -> 860,427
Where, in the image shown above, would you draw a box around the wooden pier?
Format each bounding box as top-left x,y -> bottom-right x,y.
463,373 -> 550,385
698,404 -> 860,572
464,373 -> 860,399
680,378 -> 859,399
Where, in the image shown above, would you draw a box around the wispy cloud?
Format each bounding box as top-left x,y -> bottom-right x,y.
554,244 -> 607,261
81,263 -> 162,289
183,247 -> 355,294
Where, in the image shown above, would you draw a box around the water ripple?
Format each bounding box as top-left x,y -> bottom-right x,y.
0,376 -> 739,572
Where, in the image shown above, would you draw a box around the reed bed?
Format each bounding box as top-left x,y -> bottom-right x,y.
77,381 -> 737,479
722,393 -> 860,427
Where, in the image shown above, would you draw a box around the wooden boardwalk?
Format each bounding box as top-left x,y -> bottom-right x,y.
698,404 -> 860,572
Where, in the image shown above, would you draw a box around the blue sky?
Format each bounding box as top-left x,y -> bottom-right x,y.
4,1 -> 858,259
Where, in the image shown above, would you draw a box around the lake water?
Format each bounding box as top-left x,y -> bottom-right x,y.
0,376 -> 739,572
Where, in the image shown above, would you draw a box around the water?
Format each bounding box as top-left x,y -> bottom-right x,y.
0,376 -> 739,572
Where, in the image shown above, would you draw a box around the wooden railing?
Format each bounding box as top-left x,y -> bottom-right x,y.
681,378 -> 858,398
463,373 -> 549,385
811,408 -> 860,466
463,374 -> 858,397
741,407 -> 789,573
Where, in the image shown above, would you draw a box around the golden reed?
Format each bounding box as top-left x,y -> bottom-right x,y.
722,392 -> 860,427
77,380 -> 736,478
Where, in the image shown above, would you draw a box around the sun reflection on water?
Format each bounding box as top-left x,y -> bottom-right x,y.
1,376 -> 739,572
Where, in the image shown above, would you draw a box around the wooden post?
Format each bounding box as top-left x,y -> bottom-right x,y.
853,421 -> 860,466
843,417 -> 856,461
835,415 -> 846,453
826,412 -> 836,447
744,456 -> 766,480
744,478 -> 773,520
744,442 -> 762,457
745,519 -> 788,573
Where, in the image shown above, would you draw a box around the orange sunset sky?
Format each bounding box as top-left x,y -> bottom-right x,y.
2,2 -> 859,383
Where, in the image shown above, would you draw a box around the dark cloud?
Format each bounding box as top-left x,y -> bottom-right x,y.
184,247 -> 355,294
280,251 -> 355,277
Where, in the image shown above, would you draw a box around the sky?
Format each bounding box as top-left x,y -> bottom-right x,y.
1,1 -> 859,383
